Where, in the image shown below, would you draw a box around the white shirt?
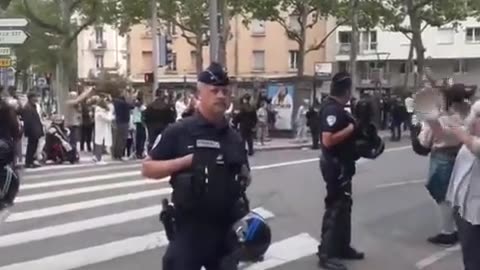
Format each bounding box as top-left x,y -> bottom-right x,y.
405,97 -> 414,113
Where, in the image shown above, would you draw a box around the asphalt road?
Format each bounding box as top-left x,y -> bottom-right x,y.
0,140 -> 465,270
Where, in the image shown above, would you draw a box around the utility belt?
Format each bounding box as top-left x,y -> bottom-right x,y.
160,164 -> 250,241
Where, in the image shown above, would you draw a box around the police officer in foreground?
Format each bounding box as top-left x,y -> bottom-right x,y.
317,72 -> 365,270
142,62 -> 270,270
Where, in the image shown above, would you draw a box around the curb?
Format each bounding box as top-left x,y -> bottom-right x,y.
255,133 -> 410,152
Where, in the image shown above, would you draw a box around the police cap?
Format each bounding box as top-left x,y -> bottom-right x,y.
198,62 -> 229,86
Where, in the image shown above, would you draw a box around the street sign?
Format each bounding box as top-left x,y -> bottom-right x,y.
0,58 -> 11,68
0,30 -> 28,44
314,62 -> 333,80
0,47 -> 11,56
0,18 -> 28,28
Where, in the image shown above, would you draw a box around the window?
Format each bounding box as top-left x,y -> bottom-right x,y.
466,27 -> 480,42
168,52 -> 177,71
360,31 -> 377,51
338,31 -> 351,44
251,20 -> 266,36
454,59 -> 468,73
95,55 -> 104,68
252,50 -> 265,71
167,22 -> 177,35
288,15 -> 301,32
338,61 -> 349,72
95,26 -> 103,44
437,28 -> 454,44
289,50 -> 298,70
142,51 -> 153,72
190,50 -> 197,70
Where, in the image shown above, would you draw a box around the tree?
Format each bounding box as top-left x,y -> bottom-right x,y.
377,0 -> 470,87
104,0 -> 240,74
10,0 -> 104,113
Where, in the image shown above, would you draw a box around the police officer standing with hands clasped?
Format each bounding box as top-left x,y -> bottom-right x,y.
317,72 -> 365,270
142,62 -> 270,270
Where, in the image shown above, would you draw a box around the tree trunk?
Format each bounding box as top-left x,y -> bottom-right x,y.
297,5 -> 308,77
407,0 -> 426,89
403,41 -> 414,90
195,37 -> 204,73
349,0 -> 359,96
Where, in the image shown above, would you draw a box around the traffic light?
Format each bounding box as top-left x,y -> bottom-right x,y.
159,35 -> 173,67
144,72 -> 154,84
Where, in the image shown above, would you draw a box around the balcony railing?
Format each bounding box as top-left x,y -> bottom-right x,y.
337,42 -> 378,55
89,40 -> 107,51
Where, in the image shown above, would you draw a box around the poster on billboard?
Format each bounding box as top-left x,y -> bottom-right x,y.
267,83 -> 295,130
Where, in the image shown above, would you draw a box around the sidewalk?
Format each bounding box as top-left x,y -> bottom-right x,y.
254,130 -> 410,151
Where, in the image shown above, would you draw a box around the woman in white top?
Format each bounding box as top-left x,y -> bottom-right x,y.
92,96 -> 114,164
443,98 -> 480,270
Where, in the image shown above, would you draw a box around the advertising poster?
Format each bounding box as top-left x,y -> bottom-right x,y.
267,83 -> 295,130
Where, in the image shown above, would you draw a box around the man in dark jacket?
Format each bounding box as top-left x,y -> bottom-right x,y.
112,93 -> 132,160
144,89 -> 176,151
21,92 -> 43,168
234,94 -> 257,156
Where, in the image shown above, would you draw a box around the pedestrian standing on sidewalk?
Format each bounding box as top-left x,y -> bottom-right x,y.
112,91 -> 133,161
80,100 -> 94,152
65,88 -> 93,154
93,95 -> 114,164
132,95 -> 146,159
21,92 -> 43,169
256,101 -> 268,146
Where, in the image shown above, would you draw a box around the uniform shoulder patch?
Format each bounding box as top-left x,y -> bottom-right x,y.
326,115 -> 337,126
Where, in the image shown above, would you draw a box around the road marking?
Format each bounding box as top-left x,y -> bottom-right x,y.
375,179 -> 425,189
22,162 -> 115,173
0,205 -> 161,248
0,207 -> 275,269
21,171 -> 143,190
24,163 -> 141,181
16,179 -> 158,203
415,244 -> 461,269
243,233 -> 319,270
7,188 -> 173,222
0,231 -> 169,270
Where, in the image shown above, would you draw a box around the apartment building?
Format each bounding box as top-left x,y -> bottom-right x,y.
77,25 -> 128,80
127,15 -> 330,83
334,17 -> 480,91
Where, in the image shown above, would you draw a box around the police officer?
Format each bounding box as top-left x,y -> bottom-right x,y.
317,72 -> 364,270
142,62 -> 251,270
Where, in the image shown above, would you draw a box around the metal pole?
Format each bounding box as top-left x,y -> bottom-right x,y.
152,0 -> 160,95
209,0 -> 219,63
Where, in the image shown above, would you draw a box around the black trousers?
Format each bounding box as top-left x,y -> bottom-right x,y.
25,137 -> 39,166
80,124 -> 93,152
390,123 -> 402,141
163,221 -> 236,270
68,125 -> 80,151
135,123 -> 146,158
319,157 -> 355,258
240,129 -> 254,155
310,127 -> 319,149
455,211 -> 480,270
112,123 -> 129,159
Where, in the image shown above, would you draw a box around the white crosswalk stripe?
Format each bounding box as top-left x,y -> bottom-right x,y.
0,161 -> 320,270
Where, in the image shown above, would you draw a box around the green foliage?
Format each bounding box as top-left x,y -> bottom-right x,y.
376,0 -> 470,33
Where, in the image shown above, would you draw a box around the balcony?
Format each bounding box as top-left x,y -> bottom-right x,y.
89,40 -> 107,52
337,42 -> 378,55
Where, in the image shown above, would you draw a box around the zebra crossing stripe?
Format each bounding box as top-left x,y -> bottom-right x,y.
16,179 -> 158,203
243,233 -> 319,270
0,207 -> 275,270
25,163 -> 141,180
22,171 -> 144,190
7,188 -> 173,222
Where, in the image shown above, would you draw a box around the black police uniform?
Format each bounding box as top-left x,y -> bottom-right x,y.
151,63 -> 251,270
318,97 -> 357,260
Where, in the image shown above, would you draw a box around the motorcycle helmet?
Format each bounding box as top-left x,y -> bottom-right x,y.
229,210 -> 272,262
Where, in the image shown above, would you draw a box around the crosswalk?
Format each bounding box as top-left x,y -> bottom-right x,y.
0,161 -> 320,270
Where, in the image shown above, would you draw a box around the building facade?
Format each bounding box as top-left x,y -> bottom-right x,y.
77,25 -> 128,80
127,15 -> 330,84
333,17 -> 480,91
